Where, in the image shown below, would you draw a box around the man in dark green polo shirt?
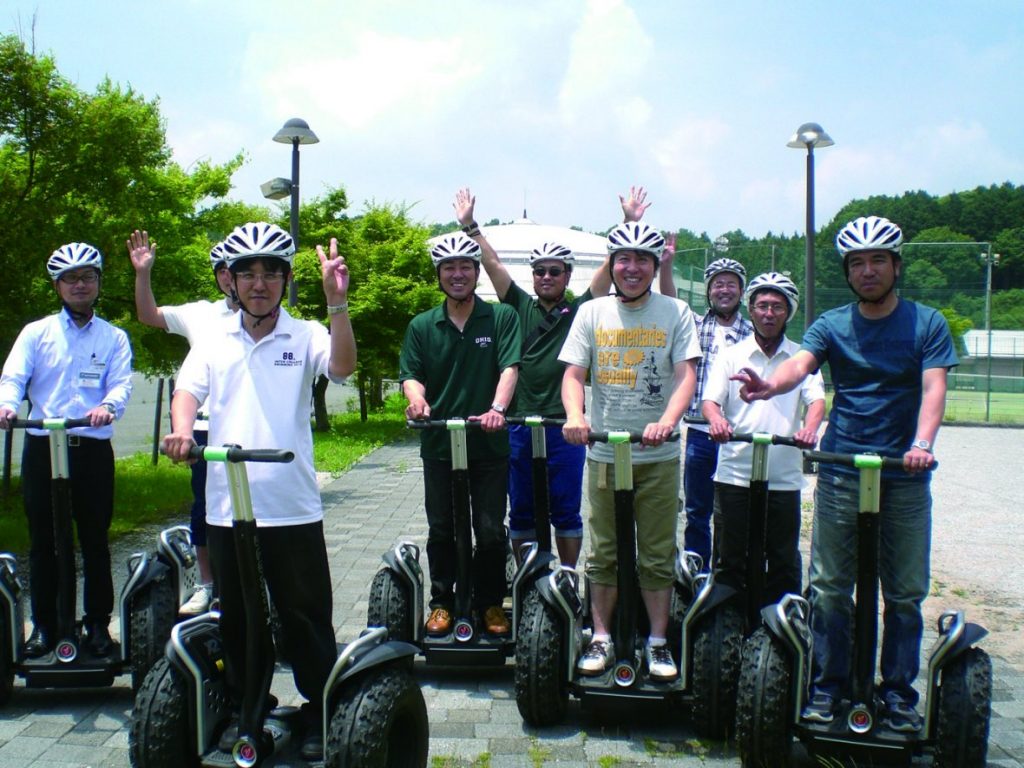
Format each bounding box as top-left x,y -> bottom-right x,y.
451,187 -> 668,568
399,231 -> 522,638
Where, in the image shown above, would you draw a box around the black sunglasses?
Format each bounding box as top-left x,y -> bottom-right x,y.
532,266 -> 565,277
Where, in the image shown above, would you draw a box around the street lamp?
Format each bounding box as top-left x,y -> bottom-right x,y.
787,122 -> 834,331
262,117 -> 319,305
981,247 -> 1001,422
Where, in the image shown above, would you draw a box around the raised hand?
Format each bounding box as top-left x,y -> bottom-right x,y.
453,187 -> 476,227
620,185 -> 651,222
317,238 -> 349,302
127,229 -> 155,272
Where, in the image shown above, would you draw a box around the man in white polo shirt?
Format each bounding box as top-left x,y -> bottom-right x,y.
162,221 -> 355,762
128,230 -> 238,614
701,272 -> 824,606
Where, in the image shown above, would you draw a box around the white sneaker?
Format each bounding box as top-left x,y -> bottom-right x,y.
577,638 -> 615,675
180,585 -> 213,615
645,642 -> 678,681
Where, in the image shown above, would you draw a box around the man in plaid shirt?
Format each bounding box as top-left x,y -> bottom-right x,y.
680,257 -> 752,570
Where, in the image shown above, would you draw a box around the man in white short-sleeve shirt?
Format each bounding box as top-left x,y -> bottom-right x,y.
129,231 -> 238,614
162,221 -> 355,762
702,272 -> 824,608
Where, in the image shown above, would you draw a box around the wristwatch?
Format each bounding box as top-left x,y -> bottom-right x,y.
101,403 -> 116,415
911,438 -> 932,453
490,403 -> 506,415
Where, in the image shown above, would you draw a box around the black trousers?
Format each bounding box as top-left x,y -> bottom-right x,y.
422,457 -> 508,610
712,481 -> 802,608
207,522 -> 336,705
22,434 -> 115,630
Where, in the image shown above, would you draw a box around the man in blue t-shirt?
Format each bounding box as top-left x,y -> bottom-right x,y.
733,215 -> 958,734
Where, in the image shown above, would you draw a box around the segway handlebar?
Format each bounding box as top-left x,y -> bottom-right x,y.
505,416 -> 566,427
9,416 -> 93,430
406,418 -> 487,430
161,445 -> 295,463
587,430 -> 681,444
803,449 -> 934,472
729,432 -> 803,448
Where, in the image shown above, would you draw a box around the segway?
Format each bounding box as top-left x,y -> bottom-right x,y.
368,419 -> 545,666
129,444 -> 427,768
0,417 -> 193,705
735,450 -> 992,767
504,415 -> 574,583
516,429 -> 721,733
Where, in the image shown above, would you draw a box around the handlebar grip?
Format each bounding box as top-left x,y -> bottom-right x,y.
161,445 -> 295,464
406,418 -> 485,430
505,416 -> 566,427
729,432 -> 803,448
9,416 -> 93,430
803,450 -> 923,471
587,430 -> 681,444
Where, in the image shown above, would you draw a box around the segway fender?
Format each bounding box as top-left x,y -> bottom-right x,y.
686,580 -> 738,625
0,554 -> 25,663
334,640 -> 419,687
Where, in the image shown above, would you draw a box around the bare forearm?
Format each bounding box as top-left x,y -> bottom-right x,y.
328,312 -> 357,378
134,271 -> 167,329
492,366 -> 518,410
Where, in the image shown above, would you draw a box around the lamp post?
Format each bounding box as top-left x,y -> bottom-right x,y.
787,122 -> 834,331
981,247 -> 1001,422
261,118 -> 319,305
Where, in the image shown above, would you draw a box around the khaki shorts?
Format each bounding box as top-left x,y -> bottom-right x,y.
585,458 -> 680,590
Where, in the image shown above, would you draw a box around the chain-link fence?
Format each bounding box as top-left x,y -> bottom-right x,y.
670,241 -> 1023,424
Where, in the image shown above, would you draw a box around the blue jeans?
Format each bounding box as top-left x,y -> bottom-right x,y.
508,424 -> 585,540
809,470 -> 931,705
683,430 -> 718,569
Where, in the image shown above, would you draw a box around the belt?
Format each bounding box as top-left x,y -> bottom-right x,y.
30,433 -> 106,448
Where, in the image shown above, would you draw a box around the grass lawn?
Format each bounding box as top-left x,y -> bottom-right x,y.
0,397 -> 408,555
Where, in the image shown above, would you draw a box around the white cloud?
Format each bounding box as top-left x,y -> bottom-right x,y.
243,30 -> 483,133
651,118 -> 732,200
559,0 -> 653,129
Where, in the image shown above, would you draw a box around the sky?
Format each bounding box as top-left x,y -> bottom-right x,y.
5,0 -> 1023,239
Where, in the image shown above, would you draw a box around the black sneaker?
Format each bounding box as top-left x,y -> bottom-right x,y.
801,692 -> 836,723
884,697 -> 922,733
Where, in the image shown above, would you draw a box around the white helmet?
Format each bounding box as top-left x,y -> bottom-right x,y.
222,222 -> 295,267
47,243 -> 103,279
209,241 -> 228,269
606,222 -> 665,258
430,232 -> 481,267
530,242 -> 574,266
745,272 -> 800,322
704,258 -> 747,292
835,216 -> 903,257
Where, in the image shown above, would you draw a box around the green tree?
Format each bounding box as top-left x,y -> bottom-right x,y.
0,33 -> 243,374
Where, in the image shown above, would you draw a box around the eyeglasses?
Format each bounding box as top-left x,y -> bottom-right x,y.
235,271 -> 285,285
533,266 -> 565,277
751,302 -> 787,315
59,272 -> 99,285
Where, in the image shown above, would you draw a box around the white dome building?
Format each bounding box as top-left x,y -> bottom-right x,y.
429,217 -> 608,302
429,216 -> 700,302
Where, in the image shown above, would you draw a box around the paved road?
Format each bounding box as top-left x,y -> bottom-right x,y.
1,427 -> 1021,766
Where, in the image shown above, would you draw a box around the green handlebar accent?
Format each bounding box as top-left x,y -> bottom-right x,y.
853,454 -> 884,469
446,419 -> 466,431
752,432 -> 772,445
525,416 -> 542,427
202,446 -> 230,462
607,431 -> 630,444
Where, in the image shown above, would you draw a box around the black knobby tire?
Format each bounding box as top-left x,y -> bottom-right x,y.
367,568 -> 413,643
514,589 -> 569,726
735,627 -> 793,768
933,646 -> 992,768
129,655 -> 198,768
0,610 -> 13,707
690,603 -> 744,739
326,665 -> 428,768
129,572 -> 178,692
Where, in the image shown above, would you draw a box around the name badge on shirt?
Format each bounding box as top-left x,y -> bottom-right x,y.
79,359 -> 105,389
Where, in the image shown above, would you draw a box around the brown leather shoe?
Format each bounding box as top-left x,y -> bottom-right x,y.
483,606 -> 510,636
425,607 -> 452,636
